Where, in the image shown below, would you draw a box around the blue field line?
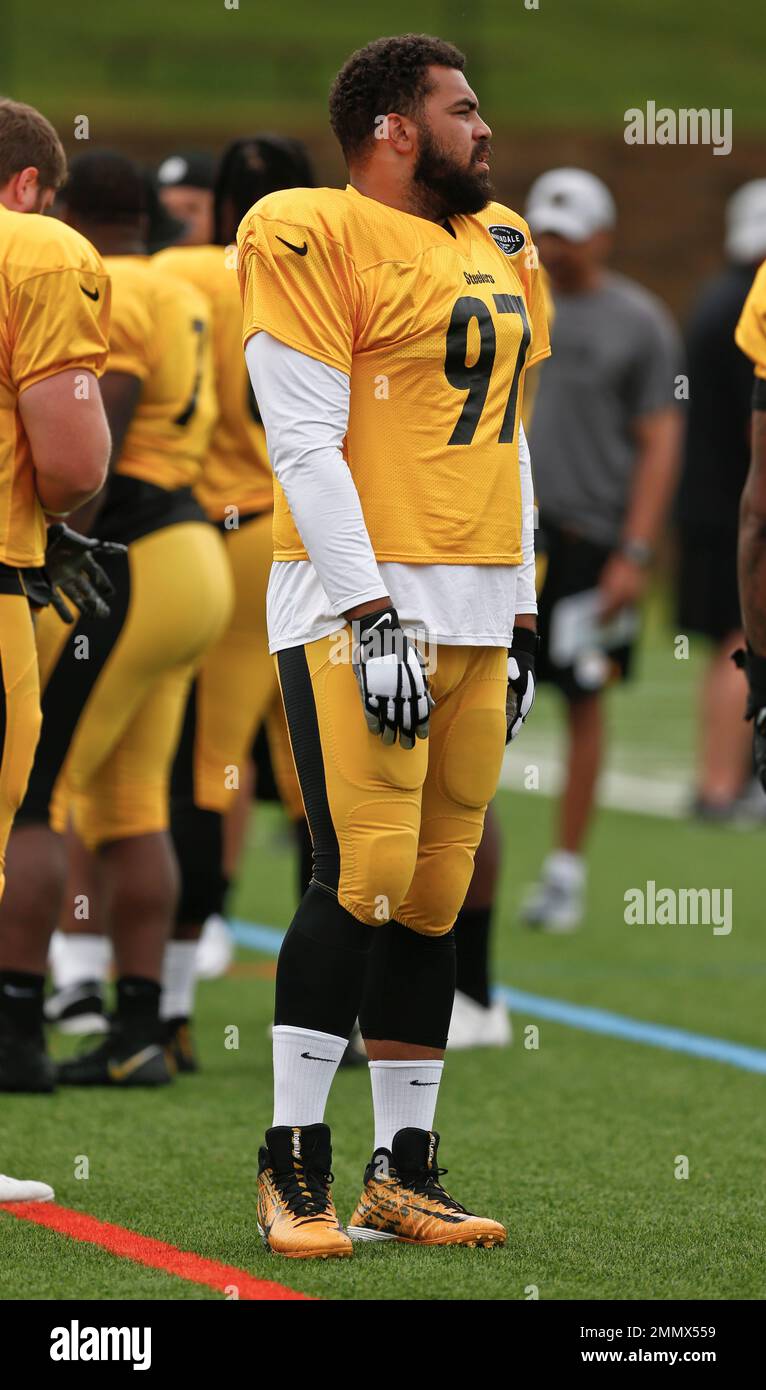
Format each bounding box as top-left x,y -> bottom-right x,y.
229,919 -> 766,1076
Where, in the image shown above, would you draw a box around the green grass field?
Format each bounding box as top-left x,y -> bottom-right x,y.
3,0 -> 766,135
2,764 -> 764,1301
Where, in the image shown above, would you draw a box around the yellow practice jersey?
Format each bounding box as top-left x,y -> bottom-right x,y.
238,185 -> 550,566
736,261 -> 766,378
0,207 -> 109,567
153,244 -> 272,519
104,256 -> 216,491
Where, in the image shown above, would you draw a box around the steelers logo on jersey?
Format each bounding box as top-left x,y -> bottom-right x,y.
488,225 -> 526,256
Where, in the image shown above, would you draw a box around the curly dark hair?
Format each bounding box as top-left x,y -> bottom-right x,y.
329,34 -> 466,162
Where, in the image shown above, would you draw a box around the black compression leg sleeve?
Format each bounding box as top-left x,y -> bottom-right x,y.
171,801 -> 229,926
358,920 -> 456,1049
454,905 -> 492,1007
274,881 -> 374,1037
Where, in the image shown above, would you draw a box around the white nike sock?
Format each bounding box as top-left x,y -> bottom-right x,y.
272,1024 -> 347,1127
369,1059 -> 444,1153
50,932 -> 111,990
160,941 -> 199,1021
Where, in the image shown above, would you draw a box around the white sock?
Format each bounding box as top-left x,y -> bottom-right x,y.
369,1059 -> 444,1153
545,850 -> 586,889
51,932 -> 111,990
272,1024 -> 347,1127
160,941 -> 199,1021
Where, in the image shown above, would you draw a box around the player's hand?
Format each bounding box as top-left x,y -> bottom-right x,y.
44,523 -> 127,623
506,626 -> 538,743
732,645 -> 766,792
598,554 -> 646,622
351,605 -> 432,750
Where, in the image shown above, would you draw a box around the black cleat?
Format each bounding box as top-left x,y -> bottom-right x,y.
56,1022 -> 174,1087
162,1016 -> 199,1074
0,1023 -> 55,1093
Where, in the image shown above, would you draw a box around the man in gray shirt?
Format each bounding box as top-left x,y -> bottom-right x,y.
523,168 -> 683,930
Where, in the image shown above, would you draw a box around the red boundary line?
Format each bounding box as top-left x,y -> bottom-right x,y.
1,1201 -> 314,1301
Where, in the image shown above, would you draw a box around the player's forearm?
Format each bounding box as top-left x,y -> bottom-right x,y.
514,422 -> 537,627
738,410 -> 766,654
20,372 -> 111,516
246,333 -> 387,615
622,409 -> 682,551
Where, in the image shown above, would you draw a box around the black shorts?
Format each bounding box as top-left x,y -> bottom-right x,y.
677,526 -> 741,642
536,524 -> 636,702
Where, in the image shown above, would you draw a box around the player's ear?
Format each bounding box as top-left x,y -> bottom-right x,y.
384,112 -> 416,156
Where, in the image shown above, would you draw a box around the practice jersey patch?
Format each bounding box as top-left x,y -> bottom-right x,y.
488,225 -> 526,257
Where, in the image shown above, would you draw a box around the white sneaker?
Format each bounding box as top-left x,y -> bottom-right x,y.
195,915 -> 235,980
521,854 -> 585,933
0,1174 -> 54,1202
447,990 -> 512,1049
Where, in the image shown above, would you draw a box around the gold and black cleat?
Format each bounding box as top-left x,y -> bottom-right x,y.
348,1128 -> 507,1248
257,1124 -> 352,1259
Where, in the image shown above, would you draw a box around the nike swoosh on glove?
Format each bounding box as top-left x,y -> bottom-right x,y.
506,626 -> 539,743
732,645 -> 766,792
43,523 -> 127,623
351,605 -> 432,750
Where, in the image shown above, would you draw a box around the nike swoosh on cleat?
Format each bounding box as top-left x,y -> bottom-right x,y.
107,1046 -> 161,1082
275,236 -> 308,255
300,1051 -> 335,1062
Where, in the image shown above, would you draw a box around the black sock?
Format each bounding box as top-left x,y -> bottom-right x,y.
359,921 -> 456,1049
275,881 -> 374,1037
0,970 -> 45,1037
454,905 -> 492,1008
115,976 -> 161,1030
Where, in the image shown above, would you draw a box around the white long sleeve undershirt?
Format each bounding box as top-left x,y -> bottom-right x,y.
245,333 -> 536,653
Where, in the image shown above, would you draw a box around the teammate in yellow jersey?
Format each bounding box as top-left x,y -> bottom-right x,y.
0,151 -> 232,1092
0,101 -> 111,1139
238,35 -> 549,1257
735,262 -> 766,789
146,136 -> 315,1067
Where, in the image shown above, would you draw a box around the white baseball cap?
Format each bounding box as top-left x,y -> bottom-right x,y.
525,168 -> 616,243
725,180 -> 766,265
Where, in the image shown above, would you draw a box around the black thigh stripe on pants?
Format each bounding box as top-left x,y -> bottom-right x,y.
169,676 -> 227,925
16,550 -> 132,826
276,645 -> 340,893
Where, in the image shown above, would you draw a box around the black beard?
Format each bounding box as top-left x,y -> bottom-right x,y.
412,125 -> 492,219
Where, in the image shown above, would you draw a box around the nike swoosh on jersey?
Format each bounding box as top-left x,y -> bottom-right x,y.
275,236 -> 308,256
80,285 -> 100,301
107,1045 -> 161,1082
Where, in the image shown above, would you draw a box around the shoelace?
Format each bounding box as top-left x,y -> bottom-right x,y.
399,1165 -> 468,1214
274,1163 -> 334,1220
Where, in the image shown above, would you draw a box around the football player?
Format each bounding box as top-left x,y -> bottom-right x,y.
0,98 -> 111,1190
150,136 -> 315,1068
239,34 -> 548,1256
735,260 -> 766,788
0,151 -> 232,1091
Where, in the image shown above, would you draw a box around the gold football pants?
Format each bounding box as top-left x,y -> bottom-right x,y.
0,588 -> 42,898
26,522 -> 232,850
276,637 -> 507,936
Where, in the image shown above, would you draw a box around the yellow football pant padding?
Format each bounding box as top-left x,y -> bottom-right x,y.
297,638 -> 507,935
265,690 -> 304,822
191,510 -> 277,812
45,523 -> 232,849
0,595 -> 41,899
